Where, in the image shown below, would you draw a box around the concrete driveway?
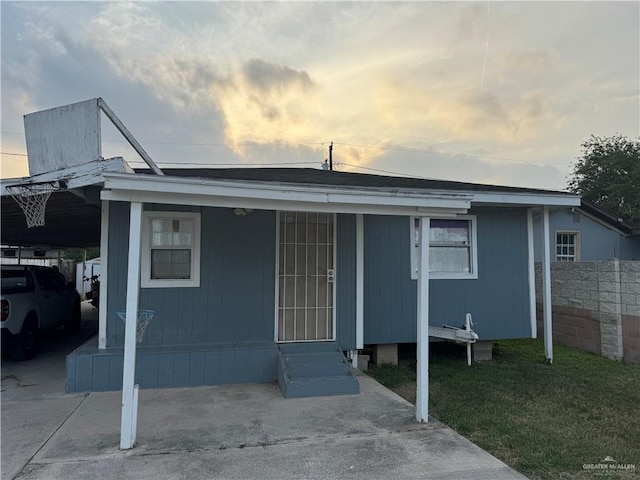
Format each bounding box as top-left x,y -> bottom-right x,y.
2,306 -> 527,480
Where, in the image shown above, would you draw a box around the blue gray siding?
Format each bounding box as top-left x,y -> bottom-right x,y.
68,205 -> 359,393
106,202 -> 277,347
67,340 -> 278,392
364,215 -> 417,343
363,208 -> 532,343
336,214 -> 356,350
68,204 -> 535,393
533,209 -> 640,261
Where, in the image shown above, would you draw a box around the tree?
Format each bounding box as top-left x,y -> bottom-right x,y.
568,134 -> 640,226
62,247 -> 101,262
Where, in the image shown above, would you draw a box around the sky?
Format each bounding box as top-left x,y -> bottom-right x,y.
1,1 -> 638,190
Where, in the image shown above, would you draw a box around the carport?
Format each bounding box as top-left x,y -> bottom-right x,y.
1,190 -> 102,248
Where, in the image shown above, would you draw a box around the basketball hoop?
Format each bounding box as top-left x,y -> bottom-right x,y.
117,310 -> 155,343
6,182 -> 58,228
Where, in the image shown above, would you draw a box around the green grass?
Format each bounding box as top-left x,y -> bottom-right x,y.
368,340 -> 640,480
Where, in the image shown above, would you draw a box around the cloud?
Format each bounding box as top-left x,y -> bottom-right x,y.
505,49 -> 554,73
1,1 -> 637,190
449,3 -> 487,49
242,58 -> 313,93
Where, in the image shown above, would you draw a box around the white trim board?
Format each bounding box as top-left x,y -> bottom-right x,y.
102,189 -> 471,217
1,157 -> 133,196
102,172 -> 473,212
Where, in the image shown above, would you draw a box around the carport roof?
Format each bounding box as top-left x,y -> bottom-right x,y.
1,191 -> 101,248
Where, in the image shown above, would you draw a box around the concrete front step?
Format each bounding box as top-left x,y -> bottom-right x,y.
278,342 -> 360,398
286,362 -> 351,378
280,351 -> 347,364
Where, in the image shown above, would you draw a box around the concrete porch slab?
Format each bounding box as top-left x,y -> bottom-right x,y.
9,372 -> 527,480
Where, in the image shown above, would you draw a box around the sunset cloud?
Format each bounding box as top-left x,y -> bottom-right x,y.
1,1 -> 637,189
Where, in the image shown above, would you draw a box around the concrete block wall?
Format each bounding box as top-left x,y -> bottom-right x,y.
536,260 -> 640,363
620,262 -> 640,363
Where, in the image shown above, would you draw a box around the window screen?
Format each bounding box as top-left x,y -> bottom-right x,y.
150,218 -> 194,280
429,219 -> 471,273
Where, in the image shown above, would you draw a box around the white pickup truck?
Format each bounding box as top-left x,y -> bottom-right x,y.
1,265 -> 81,360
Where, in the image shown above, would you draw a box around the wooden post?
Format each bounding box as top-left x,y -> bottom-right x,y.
98,200 -> 109,349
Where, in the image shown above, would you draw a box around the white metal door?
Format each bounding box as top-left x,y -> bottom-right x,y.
276,212 -> 335,342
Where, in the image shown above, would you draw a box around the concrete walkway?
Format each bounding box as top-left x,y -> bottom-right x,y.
2,302 -> 526,480
3,369 -> 527,480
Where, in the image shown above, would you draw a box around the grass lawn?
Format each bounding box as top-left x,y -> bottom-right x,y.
368,339 -> 640,480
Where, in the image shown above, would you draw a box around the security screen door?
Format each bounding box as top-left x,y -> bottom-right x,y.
277,212 -> 335,342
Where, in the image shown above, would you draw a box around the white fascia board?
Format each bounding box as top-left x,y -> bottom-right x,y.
102,172 -> 581,210
101,188 -> 470,217
101,173 -> 472,215
0,157 -> 132,196
470,191 -> 581,207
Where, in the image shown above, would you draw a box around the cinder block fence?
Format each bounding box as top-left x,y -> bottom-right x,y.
535,261 -> 640,363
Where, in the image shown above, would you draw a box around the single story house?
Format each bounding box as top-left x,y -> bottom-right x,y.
1,165 -> 580,387
0,98 -> 581,449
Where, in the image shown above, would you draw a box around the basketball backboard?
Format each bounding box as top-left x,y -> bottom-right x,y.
24,99 -> 102,176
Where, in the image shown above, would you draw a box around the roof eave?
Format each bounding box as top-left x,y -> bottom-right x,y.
101,172 -> 473,216
101,171 -> 581,213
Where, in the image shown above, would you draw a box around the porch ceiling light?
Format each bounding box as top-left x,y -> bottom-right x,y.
233,208 -> 253,216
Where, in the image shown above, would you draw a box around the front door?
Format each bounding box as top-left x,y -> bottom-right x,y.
277,212 -> 335,342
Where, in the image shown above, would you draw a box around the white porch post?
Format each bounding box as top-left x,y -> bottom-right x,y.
355,214 -> 364,364
120,201 -> 143,449
416,216 -> 430,423
527,208 -> 537,339
98,200 -> 109,349
542,206 -> 553,363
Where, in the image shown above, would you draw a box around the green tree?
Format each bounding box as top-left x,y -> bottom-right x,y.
568,134 -> 640,226
62,248 -> 100,262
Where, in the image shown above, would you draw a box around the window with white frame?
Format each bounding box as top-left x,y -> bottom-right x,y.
410,216 -> 478,280
555,231 -> 579,262
141,212 -> 201,288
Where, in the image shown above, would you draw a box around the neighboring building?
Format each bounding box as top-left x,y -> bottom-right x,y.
531,200 -> 640,364
533,199 -> 640,262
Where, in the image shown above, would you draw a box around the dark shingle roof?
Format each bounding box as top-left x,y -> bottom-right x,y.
579,198 -> 636,234
135,167 -> 571,196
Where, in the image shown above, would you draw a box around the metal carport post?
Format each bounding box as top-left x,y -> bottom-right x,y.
415,216 -> 430,422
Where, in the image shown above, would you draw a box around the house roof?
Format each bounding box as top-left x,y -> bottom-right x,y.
133,167 -> 569,196
579,198 -> 637,236
103,166 -> 579,214
1,165 -> 580,249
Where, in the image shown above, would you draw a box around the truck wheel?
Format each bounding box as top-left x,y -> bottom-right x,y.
14,315 -> 38,361
65,301 -> 82,331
